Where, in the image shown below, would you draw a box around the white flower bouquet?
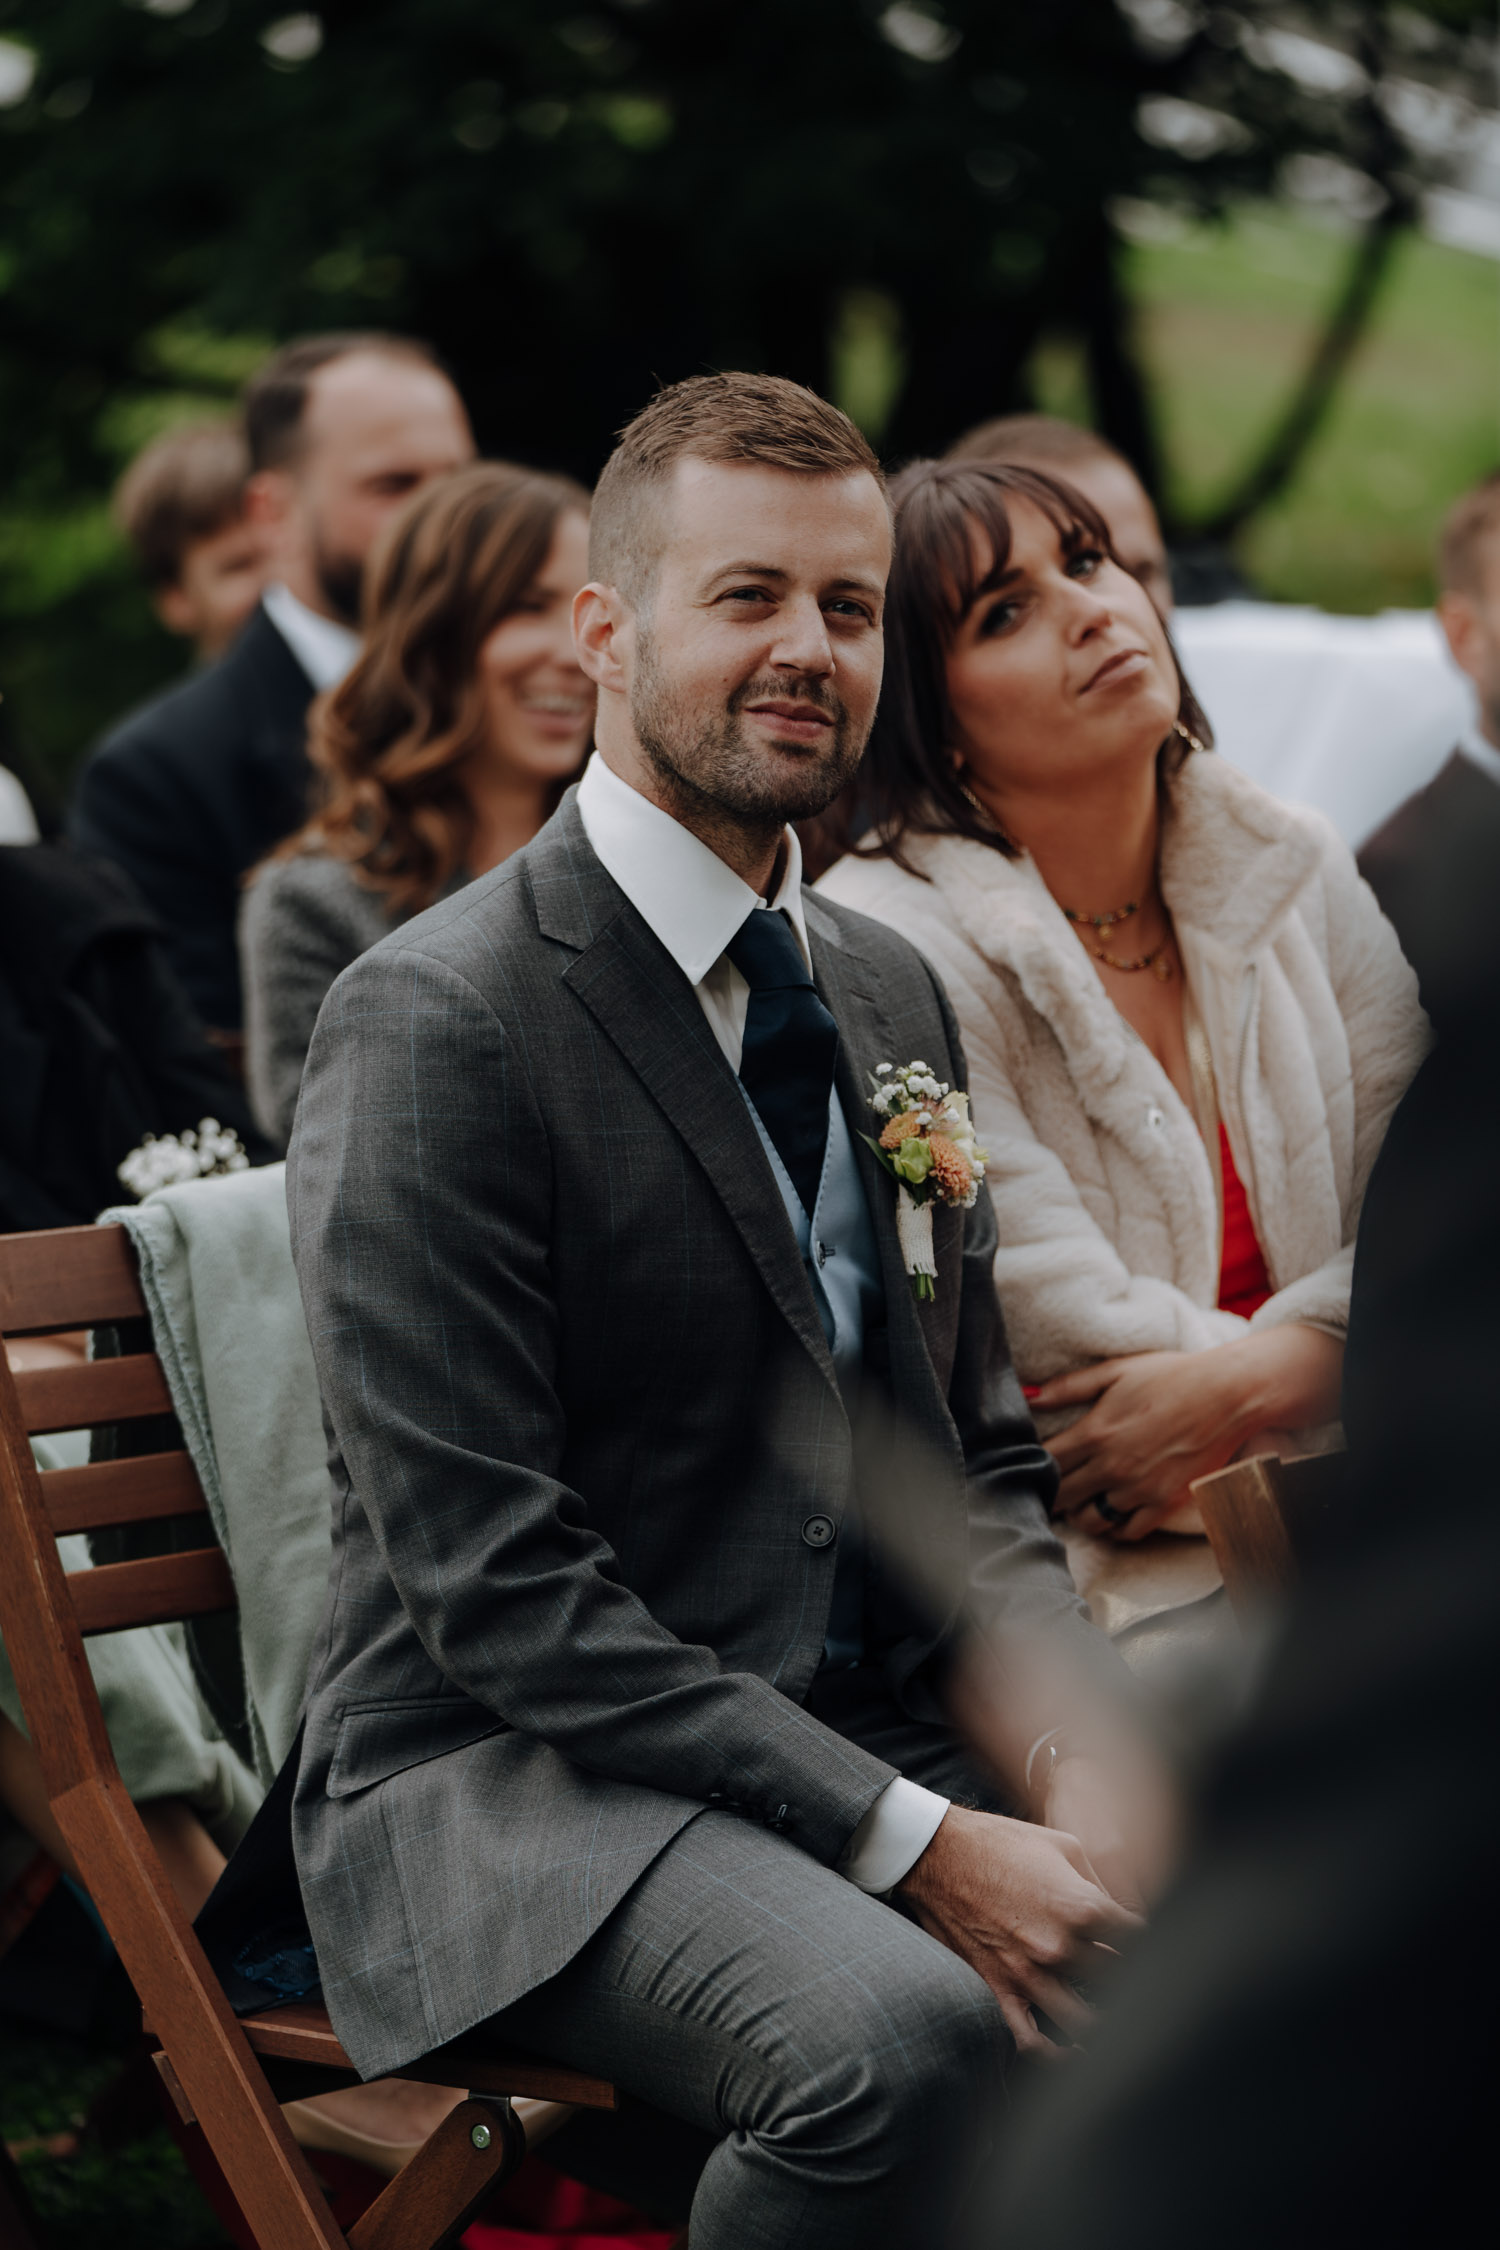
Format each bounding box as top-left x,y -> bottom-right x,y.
116,1118 -> 251,1201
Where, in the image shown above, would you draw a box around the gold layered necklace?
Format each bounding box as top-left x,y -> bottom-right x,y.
1061,895 -> 1174,981
952,774 -> 1176,982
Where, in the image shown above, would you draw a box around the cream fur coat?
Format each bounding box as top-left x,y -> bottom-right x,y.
819,754 -> 1428,1384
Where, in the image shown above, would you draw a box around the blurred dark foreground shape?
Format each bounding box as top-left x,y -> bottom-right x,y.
973,841 -> 1500,2249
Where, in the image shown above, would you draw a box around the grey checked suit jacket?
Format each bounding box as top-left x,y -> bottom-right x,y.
286,793 -> 1086,2078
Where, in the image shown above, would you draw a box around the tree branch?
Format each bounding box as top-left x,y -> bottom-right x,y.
1191,192 -> 1411,545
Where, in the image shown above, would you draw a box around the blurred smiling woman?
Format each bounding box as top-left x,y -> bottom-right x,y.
821,460 -> 1427,1541
242,461 -> 593,1142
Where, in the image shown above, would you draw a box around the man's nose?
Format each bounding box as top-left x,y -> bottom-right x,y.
770,597 -> 835,676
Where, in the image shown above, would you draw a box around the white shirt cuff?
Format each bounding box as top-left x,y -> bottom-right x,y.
838,1777 -> 950,1895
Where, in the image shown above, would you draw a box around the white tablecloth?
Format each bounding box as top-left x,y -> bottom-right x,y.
1173,601 -> 1477,851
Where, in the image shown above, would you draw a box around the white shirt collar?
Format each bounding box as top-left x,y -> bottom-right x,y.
1457,724 -> 1500,791
575,751 -> 809,984
261,581 -> 361,693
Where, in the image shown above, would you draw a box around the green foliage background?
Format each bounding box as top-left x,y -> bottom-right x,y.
0,0 -> 1492,807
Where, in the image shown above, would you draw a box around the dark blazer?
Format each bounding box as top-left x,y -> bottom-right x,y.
1357,749 -> 1500,1034
70,604 -> 316,1033
0,844 -> 266,1231
284,793 -> 1086,2080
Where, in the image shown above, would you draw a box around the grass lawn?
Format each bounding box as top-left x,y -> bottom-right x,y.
1124,204 -> 1497,612
0,2022 -> 228,2249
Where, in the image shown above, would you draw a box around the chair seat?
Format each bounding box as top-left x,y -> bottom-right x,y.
149,1997 -> 618,2111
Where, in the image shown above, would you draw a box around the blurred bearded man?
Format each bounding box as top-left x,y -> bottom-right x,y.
258,374 -> 1147,2247
72,333 -> 474,1043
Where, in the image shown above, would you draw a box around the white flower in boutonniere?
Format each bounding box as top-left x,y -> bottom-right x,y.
863,1063 -> 987,1303
116,1118 -> 251,1201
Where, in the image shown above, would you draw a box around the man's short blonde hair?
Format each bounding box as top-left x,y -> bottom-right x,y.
590,372 -> 883,602
1439,470 -> 1500,596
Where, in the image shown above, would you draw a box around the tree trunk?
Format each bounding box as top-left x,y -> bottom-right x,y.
1077,217 -> 1168,510
1194,197 -> 1411,545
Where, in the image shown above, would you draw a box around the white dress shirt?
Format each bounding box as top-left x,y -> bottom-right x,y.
1457,723 -> 1500,791
576,752 -> 948,1894
0,765 -> 39,845
261,581 -> 361,693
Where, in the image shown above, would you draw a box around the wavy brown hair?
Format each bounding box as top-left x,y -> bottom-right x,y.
805,458 -> 1210,879
284,461 -> 590,913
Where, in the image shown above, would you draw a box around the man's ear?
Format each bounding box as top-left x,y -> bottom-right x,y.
244,468 -> 295,532
574,583 -> 631,695
152,582 -> 198,640
1438,591 -> 1480,682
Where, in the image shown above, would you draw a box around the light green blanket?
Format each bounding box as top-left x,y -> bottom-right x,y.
101,1163 -> 332,1785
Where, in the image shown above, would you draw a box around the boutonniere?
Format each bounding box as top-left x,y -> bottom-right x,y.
863,1062 -> 987,1303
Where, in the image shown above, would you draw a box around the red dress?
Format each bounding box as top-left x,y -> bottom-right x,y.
1217,1122 -> 1273,1318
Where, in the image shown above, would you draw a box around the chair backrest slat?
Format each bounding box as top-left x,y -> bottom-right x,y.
68,1548 -> 236,1638
15,1353 -> 173,1436
0,1224 -> 145,1334
42,1451 -> 208,1537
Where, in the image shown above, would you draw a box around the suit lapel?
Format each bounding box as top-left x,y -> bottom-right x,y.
532,803 -> 837,1389
804,901 -> 953,1425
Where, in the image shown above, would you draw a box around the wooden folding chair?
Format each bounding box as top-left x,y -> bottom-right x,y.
1191,1448 -> 1352,1614
0,1223 -> 618,2250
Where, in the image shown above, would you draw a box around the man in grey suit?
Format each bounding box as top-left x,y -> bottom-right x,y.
285,374 -> 1141,2246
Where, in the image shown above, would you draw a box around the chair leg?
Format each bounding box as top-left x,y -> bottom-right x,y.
155,2100 -> 261,2250
347,2095 -> 526,2250
0,2137 -> 50,2250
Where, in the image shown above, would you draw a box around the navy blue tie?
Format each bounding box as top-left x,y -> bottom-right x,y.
726,908 -> 840,1218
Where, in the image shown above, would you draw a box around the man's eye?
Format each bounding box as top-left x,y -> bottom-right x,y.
825,599 -> 873,621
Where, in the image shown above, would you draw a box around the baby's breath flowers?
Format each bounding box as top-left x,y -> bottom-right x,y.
864,1063 -> 987,1302
116,1118 -> 250,1201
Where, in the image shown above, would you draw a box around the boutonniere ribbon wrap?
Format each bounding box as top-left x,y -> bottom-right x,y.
864,1062 -> 987,1303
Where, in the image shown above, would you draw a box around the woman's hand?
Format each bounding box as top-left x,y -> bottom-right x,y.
1032,1327 -> 1344,1540
1041,1755 -> 1161,1913
898,1805 -> 1142,2055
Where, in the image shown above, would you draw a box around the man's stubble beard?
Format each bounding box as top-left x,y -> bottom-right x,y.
312,535 -> 366,629
628,626 -> 869,839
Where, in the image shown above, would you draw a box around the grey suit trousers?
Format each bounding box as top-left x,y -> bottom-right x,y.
496,1674 -> 1012,2250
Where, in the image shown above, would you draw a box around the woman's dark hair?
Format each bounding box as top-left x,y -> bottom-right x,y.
839,457 -> 1211,874
279,460 -> 589,913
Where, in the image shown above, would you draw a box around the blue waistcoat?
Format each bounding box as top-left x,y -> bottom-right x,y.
741,1084 -> 886,1665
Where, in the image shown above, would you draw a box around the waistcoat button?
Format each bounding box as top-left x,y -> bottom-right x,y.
801,1514 -> 836,1549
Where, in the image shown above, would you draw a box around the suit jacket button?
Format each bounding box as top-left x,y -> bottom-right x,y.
801,1514 -> 836,1548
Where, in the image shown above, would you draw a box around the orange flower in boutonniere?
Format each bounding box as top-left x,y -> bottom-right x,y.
862,1063 -> 987,1302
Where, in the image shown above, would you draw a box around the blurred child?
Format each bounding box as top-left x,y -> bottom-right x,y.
114,419 -> 269,661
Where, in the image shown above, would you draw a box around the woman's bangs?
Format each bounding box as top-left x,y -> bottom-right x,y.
934,480 -> 1016,631
904,464 -> 1114,638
